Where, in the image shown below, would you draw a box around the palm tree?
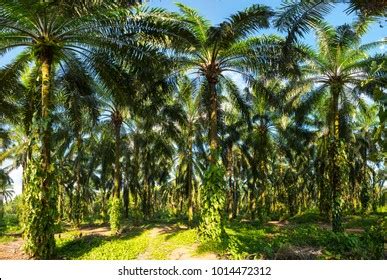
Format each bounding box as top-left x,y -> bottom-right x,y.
55,67 -> 99,226
170,3 -> 274,239
174,76 -> 203,224
293,21 -> 386,231
173,3 -> 274,161
0,168 -> 14,219
240,78 -> 314,220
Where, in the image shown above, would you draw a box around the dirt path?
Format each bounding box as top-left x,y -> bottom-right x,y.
77,226 -> 111,237
0,238 -> 29,260
137,226 -> 219,260
136,227 -> 164,260
169,244 -> 218,260
0,225 -> 219,260
267,220 -> 365,234
0,226 -> 112,260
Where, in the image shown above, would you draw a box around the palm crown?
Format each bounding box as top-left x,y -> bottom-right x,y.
172,3 -> 274,161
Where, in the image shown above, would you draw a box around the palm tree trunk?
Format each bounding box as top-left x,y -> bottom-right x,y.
360,143 -> 369,212
0,192 -> 4,220
227,144 -> 233,220
74,129 -> 82,227
40,56 -> 55,257
41,57 -> 52,192
232,178 -> 239,219
318,160 -> 331,219
187,139 -> 194,224
24,54 -> 56,259
331,86 -> 343,232
258,160 -> 266,219
249,184 -> 256,221
113,117 -> 122,199
101,188 -> 107,221
208,81 -> 218,162
123,183 -> 129,219
187,165 -> 194,224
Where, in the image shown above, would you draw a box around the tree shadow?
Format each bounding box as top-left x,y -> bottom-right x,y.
56,227 -> 146,260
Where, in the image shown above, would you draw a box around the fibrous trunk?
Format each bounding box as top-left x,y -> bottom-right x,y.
24,55 -> 56,259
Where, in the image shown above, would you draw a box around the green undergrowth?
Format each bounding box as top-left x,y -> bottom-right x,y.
56,224 -> 202,260
0,235 -> 17,243
344,214 -> 385,229
288,211 -> 325,224
0,214 -> 22,243
56,228 -> 149,260
202,213 -> 385,260
148,228 -> 198,259
4,211 -> 384,260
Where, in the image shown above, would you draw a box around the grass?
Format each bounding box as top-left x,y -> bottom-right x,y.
288,210 -> 324,224
2,210 -> 385,260
344,214 -> 385,229
198,211 -> 386,260
56,228 -> 149,260
56,224 -> 203,260
0,235 -> 17,243
0,214 -> 22,244
149,228 -> 198,259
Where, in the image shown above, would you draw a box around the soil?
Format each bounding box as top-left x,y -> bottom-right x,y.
0,238 -> 29,260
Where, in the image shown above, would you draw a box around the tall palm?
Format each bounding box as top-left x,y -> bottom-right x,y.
241,79 -> 313,219
173,3 -> 273,161
295,22 -> 386,231
55,67 -> 99,226
171,3 -> 273,240
0,168 -> 13,220
174,76 -> 203,224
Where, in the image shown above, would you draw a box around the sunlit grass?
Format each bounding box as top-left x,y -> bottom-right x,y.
0,235 -> 17,244
56,228 -> 149,260
149,229 -> 198,259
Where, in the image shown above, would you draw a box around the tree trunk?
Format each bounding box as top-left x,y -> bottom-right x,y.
187,139 -> 194,225
41,57 -> 52,190
24,54 -> 56,259
232,178 -> 239,219
74,129 -> 83,227
318,161 -> 331,220
227,144 -> 234,220
113,116 -> 122,199
360,143 -> 369,213
249,187 -> 256,221
208,81 -> 218,162
0,193 -> 4,220
330,86 -> 343,232
123,183 -> 129,219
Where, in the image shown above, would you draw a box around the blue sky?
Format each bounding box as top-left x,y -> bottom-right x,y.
1,0 -> 386,196
1,0 -> 385,67
147,0 -> 386,46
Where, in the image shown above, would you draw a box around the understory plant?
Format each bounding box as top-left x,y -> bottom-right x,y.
198,162 -> 227,241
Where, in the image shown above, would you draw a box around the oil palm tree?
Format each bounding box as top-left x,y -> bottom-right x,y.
55,65 -> 99,226
294,22 -> 386,231
171,3 -> 274,239
173,3 -> 274,161
240,78 -> 314,220
0,168 -> 13,219
174,76 -> 203,224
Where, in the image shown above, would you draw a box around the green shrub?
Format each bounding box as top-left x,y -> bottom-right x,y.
109,197 -> 123,234
198,162 -> 227,241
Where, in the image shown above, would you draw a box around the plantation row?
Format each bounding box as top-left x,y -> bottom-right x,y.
0,0 -> 385,259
